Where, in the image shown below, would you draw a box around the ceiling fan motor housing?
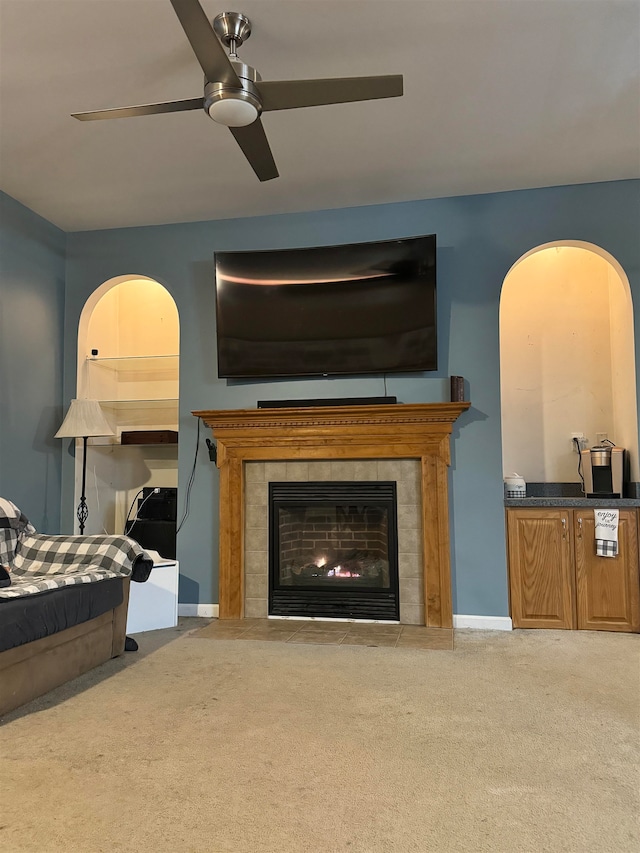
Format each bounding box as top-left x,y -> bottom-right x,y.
212,11 -> 252,50
204,60 -> 262,127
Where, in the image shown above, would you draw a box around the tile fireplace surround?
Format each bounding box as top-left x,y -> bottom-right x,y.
194,402 -> 469,630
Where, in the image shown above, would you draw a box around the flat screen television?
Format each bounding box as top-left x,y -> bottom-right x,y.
214,234 -> 437,379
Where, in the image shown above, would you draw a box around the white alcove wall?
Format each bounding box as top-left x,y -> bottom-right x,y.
75,276 -> 180,535
500,243 -> 638,485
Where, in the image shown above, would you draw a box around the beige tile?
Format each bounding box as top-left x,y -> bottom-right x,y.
244,462 -> 265,483
243,621 -> 296,633
245,482 -> 267,506
395,459 -> 420,482
399,578 -> 422,605
398,527 -> 421,555
191,623 -> 252,639
307,460 -> 333,479
193,619 -> 452,649
398,553 -> 422,579
330,460 -> 357,480
295,620 -> 351,634
264,462 -> 288,481
343,623 -> 402,636
244,598 -> 268,619
397,477 -> 421,504
396,629 -> 453,650
342,634 -> 399,647
399,603 -> 424,625
245,527 -> 267,552
244,573 -> 268,599
376,460 -> 401,480
289,631 -> 347,645
352,460 -> 379,480
244,550 -> 268,575
245,503 -> 267,530
244,628 -> 300,642
286,461 -> 309,481
397,503 -> 420,529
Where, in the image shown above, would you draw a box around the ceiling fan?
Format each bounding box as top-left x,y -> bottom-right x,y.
72,0 -> 403,181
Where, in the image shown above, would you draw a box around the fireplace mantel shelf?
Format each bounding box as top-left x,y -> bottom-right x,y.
194,402 -> 468,430
193,402 -> 470,627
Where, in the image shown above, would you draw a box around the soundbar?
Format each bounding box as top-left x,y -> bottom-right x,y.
257,397 -> 398,409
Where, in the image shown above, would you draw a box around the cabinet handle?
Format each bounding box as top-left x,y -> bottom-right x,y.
577,517 -> 583,539
561,517 -> 566,540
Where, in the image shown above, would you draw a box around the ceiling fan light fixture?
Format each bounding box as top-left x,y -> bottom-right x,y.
207,95 -> 259,127
204,75 -> 262,127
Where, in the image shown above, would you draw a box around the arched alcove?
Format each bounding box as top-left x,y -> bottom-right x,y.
74,276 -> 180,537
500,242 -> 638,487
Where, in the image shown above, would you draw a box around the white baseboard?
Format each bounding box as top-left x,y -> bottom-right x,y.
453,614 -> 513,631
177,606 -> 511,630
178,603 -> 219,618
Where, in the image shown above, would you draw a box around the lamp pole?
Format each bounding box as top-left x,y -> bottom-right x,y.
77,435 -> 89,534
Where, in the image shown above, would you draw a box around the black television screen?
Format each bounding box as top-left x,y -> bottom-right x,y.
214,234 -> 437,379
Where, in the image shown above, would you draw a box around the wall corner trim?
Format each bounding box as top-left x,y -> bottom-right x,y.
453,615 -> 513,631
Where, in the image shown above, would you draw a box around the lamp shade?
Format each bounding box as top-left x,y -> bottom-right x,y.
54,399 -> 115,439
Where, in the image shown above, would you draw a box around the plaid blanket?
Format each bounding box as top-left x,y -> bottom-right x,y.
0,499 -> 152,600
0,497 -> 36,567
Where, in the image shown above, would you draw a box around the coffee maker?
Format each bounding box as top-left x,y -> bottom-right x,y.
581,445 -> 628,499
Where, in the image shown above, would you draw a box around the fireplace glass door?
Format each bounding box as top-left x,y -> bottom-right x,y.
269,482 -> 399,620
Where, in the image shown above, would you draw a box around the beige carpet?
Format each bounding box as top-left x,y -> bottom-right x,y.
1,620 -> 638,853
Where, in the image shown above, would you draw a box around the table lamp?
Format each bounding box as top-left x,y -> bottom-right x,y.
55,399 -> 115,533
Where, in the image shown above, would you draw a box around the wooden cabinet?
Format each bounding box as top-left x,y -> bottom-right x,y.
507,508 -> 640,632
507,509 -> 575,629
574,511 -> 640,632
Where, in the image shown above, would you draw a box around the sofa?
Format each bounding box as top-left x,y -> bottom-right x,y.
0,499 -> 152,716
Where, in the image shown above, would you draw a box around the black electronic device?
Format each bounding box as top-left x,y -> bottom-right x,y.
257,396 -> 398,408
125,519 -> 177,561
138,487 -> 177,522
214,235 -> 437,379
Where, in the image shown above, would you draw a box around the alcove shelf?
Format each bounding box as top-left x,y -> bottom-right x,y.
86,355 -> 179,443
86,354 -> 179,371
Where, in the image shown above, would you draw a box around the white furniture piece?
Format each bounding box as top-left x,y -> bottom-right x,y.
127,560 -> 179,633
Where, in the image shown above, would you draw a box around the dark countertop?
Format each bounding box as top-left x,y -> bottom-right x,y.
504,481 -> 640,508
505,497 -> 640,508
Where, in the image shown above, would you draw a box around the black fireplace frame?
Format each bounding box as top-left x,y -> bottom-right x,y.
268,481 -> 400,621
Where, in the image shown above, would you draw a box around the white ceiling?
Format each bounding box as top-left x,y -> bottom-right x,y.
1,0 -> 638,232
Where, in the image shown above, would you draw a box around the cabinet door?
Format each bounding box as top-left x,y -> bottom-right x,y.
507,509 -> 575,629
574,510 -> 640,632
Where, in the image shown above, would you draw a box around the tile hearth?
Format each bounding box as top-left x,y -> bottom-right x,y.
192,619 -> 453,650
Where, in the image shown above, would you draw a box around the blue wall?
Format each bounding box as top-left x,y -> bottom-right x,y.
0,192 -> 66,532
53,180 -> 640,613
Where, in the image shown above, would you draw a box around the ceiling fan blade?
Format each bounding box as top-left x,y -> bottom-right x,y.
72,98 -> 203,121
258,75 -> 403,112
229,120 -> 279,181
169,0 -> 241,87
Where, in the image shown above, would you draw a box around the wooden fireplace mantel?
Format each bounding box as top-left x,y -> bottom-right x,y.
193,402 -> 470,626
